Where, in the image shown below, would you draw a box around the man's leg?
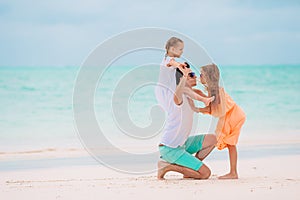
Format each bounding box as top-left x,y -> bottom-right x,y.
158,137 -> 214,180
195,134 -> 217,161
157,160 -> 211,180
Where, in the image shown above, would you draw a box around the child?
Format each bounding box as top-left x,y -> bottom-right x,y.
155,37 -> 214,111
190,63 -> 246,179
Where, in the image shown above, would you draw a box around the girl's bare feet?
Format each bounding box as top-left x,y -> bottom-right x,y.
218,172 -> 238,179
203,96 -> 215,106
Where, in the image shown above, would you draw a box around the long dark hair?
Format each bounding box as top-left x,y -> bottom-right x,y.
201,64 -> 220,108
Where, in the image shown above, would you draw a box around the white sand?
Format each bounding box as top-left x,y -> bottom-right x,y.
1,153 -> 299,200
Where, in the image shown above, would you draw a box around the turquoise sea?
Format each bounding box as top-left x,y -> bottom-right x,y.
0,65 -> 300,152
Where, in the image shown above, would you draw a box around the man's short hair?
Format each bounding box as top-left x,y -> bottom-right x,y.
176,62 -> 190,85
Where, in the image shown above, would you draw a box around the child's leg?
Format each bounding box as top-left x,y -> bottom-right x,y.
183,87 -> 215,106
218,145 -> 238,179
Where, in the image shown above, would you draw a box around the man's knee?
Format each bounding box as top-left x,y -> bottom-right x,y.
197,164 -> 211,179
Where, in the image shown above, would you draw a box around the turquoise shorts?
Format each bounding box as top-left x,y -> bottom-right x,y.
159,135 -> 206,171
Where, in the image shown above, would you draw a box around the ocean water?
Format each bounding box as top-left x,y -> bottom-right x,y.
0,65 -> 300,152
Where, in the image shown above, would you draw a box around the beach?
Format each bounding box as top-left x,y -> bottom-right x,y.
1,145 -> 299,200
1,0 -> 300,199
1,65 -> 300,199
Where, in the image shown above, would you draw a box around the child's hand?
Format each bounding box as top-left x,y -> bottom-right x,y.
180,66 -> 191,78
177,63 -> 187,74
166,58 -> 176,67
178,62 -> 187,69
166,58 -> 187,68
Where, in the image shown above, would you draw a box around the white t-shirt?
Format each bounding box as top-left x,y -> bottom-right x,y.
160,95 -> 194,148
155,56 -> 177,111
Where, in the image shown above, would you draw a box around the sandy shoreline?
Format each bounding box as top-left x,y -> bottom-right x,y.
1,141 -> 300,200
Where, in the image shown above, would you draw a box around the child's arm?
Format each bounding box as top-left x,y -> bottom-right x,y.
187,98 -> 211,114
197,106 -> 211,115
166,58 -> 187,70
184,87 -> 215,107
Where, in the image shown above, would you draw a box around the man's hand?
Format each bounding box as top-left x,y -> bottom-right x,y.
179,65 -> 191,78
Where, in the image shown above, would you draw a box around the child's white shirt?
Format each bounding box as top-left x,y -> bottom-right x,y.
155,56 -> 177,111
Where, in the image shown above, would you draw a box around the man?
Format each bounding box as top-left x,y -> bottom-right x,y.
157,66 -> 217,180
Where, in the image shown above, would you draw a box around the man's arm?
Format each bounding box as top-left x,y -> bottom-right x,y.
173,66 -> 191,105
174,76 -> 187,105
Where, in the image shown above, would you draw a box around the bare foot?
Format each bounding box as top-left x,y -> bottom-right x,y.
157,161 -> 171,180
203,96 -> 215,106
218,172 -> 238,179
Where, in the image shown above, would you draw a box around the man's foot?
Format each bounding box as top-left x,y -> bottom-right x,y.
218,172 -> 238,179
203,96 -> 215,106
157,161 -> 171,180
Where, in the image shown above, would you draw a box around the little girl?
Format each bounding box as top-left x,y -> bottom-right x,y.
190,63 -> 246,179
155,37 -> 214,111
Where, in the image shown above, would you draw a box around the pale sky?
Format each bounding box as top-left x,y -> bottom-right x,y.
0,0 -> 299,66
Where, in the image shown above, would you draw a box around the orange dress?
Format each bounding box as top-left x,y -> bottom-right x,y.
211,88 -> 246,150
